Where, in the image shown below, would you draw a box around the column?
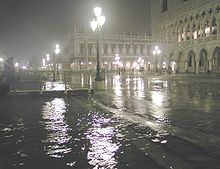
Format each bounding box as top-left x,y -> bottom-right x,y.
115,45 -> 119,54
209,19 -> 213,36
209,59 -> 213,71
183,27 -> 187,41
196,60 -> 199,74
185,61 -> 188,73
195,23 -> 199,39
101,44 -> 104,55
129,44 -> 133,54
217,16 -> 220,38
122,44 -> 126,54
84,40 -> 88,69
136,45 -> 141,54
107,44 -> 111,54
190,24 -> 193,40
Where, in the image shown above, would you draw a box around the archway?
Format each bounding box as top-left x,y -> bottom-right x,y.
198,49 -> 208,73
177,52 -> 185,73
212,47 -> 220,73
187,51 -> 196,73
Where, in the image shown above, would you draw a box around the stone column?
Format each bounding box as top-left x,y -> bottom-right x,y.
115,45 -> 119,54
129,44 -> 133,54
209,19 -> 213,36
136,45 -> 141,55
190,24 -> 193,40
217,16 -> 220,37
107,44 -> 111,55
209,59 -> 213,71
122,44 -> 126,55
196,60 -> 200,74
195,23 -> 199,39
202,22 -> 206,37
185,61 -> 188,73
84,40 -> 88,69
101,44 -> 104,55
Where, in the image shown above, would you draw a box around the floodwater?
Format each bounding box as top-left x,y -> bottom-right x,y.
1,74 -> 220,169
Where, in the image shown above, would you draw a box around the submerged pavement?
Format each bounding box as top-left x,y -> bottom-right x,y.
1,73 -> 220,169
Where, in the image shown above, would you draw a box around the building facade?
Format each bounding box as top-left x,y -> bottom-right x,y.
63,27 -> 152,72
151,0 -> 220,73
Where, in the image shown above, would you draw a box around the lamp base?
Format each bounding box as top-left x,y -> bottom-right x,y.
93,80 -> 105,91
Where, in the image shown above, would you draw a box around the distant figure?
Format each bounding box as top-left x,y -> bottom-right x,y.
168,66 -> 172,74
132,68 -> 135,73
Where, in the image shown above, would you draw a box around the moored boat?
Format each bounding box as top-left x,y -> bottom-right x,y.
0,73 -> 10,97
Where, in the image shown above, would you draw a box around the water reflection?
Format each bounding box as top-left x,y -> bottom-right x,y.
85,113 -> 120,169
134,77 -> 145,98
41,98 -> 72,158
45,81 -> 67,91
69,74 -> 92,88
113,75 -> 122,96
1,118 -> 28,167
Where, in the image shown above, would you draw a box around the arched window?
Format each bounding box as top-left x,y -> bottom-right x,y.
188,52 -> 195,67
188,55 -> 192,67
199,50 -> 207,67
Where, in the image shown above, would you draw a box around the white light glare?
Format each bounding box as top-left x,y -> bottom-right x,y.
46,54 -> 50,61
94,7 -> 102,17
15,62 -> 19,67
90,19 -> 98,32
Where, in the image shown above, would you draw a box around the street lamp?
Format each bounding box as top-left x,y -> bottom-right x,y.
153,46 -> 161,73
53,44 -> 60,81
90,7 -> 106,81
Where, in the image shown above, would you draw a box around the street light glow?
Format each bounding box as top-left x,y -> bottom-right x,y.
55,44 -> 60,54
97,15 -> 106,26
90,19 -> 98,32
153,46 -> 161,55
46,54 -> 50,61
90,7 -> 105,32
15,62 -> 19,67
94,7 -> 102,17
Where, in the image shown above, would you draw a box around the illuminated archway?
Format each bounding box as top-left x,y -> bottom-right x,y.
198,49 -> 208,73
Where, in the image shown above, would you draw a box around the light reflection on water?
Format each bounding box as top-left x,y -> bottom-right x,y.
107,76 -> 170,136
85,113 -> 120,169
41,98 -> 72,158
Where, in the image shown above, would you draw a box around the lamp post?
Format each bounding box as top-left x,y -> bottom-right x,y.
153,46 -> 161,73
53,44 -> 60,81
90,7 -> 106,81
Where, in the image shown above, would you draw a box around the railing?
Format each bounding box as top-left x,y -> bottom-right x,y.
13,70 -> 94,94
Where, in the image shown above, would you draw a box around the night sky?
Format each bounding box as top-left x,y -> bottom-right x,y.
0,0 -> 151,64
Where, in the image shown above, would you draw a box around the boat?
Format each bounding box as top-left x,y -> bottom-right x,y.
0,73 -> 10,97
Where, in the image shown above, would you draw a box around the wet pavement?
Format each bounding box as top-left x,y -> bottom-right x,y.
1,73 -> 220,169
